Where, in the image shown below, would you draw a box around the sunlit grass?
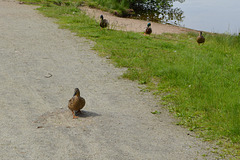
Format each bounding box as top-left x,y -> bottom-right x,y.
22,0 -> 240,157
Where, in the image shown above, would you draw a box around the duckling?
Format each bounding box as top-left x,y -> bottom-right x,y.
100,15 -> 109,29
144,23 -> 152,35
68,88 -> 85,119
197,31 -> 205,45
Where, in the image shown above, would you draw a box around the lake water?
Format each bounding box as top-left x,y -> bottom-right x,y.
132,0 -> 240,34
173,0 -> 240,34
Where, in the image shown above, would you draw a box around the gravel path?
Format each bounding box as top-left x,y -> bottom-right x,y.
0,0 -> 219,159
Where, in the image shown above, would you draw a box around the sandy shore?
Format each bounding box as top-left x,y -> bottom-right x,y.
80,6 -> 198,35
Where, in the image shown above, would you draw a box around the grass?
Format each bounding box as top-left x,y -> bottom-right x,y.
86,0 -> 130,15
21,0 -> 240,158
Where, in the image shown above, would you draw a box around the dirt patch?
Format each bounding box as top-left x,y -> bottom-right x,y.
34,109 -> 100,128
80,6 -> 198,34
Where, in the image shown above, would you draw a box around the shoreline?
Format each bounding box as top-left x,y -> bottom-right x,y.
80,6 -> 199,35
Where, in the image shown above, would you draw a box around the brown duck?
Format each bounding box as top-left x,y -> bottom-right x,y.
68,88 -> 85,119
100,15 -> 109,29
144,23 -> 152,35
197,31 -> 205,45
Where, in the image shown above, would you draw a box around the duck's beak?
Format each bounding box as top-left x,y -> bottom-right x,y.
73,88 -> 77,96
73,88 -> 80,96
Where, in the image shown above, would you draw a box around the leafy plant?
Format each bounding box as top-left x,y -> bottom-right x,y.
151,111 -> 161,114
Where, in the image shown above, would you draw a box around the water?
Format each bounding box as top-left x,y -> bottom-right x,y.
131,0 -> 240,34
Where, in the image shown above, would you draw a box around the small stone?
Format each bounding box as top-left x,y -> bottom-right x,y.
44,73 -> 52,78
37,126 -> 43,129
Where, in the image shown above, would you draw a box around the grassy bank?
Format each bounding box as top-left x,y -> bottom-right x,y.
86,0 -> 130,15
22,0 -> 240,158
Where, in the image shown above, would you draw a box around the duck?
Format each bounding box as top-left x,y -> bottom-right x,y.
100,15 -> 109,29
197,31 -> 205,45
144,23 -> 152,35
68,88 -> 86,119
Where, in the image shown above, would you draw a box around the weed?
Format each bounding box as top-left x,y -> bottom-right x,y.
151,111 -> 161,114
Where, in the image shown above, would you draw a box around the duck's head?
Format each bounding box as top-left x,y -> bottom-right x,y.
147,23 -> 151,27
100,15 -> 104,20
73,88 -> 80,96
199,31 -> 203,35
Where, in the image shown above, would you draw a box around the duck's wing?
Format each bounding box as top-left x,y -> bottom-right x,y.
197,36 -> 205,43
68,96 -> 76,110
79,96 -> 86,109
145,28 -> 152,34
103,19 -> 109,27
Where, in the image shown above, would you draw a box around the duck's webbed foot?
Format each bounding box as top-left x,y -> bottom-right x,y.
72,111 -> 78,119
72,110 -> 81,119
73,115 -> 78,119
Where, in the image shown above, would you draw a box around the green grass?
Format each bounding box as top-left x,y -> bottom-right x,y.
22,1 -> 240,158
86,0 -> 130,14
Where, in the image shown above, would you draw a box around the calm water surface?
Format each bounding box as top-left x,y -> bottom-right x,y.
173,0 -> 240,34
132,0 -> 240,34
